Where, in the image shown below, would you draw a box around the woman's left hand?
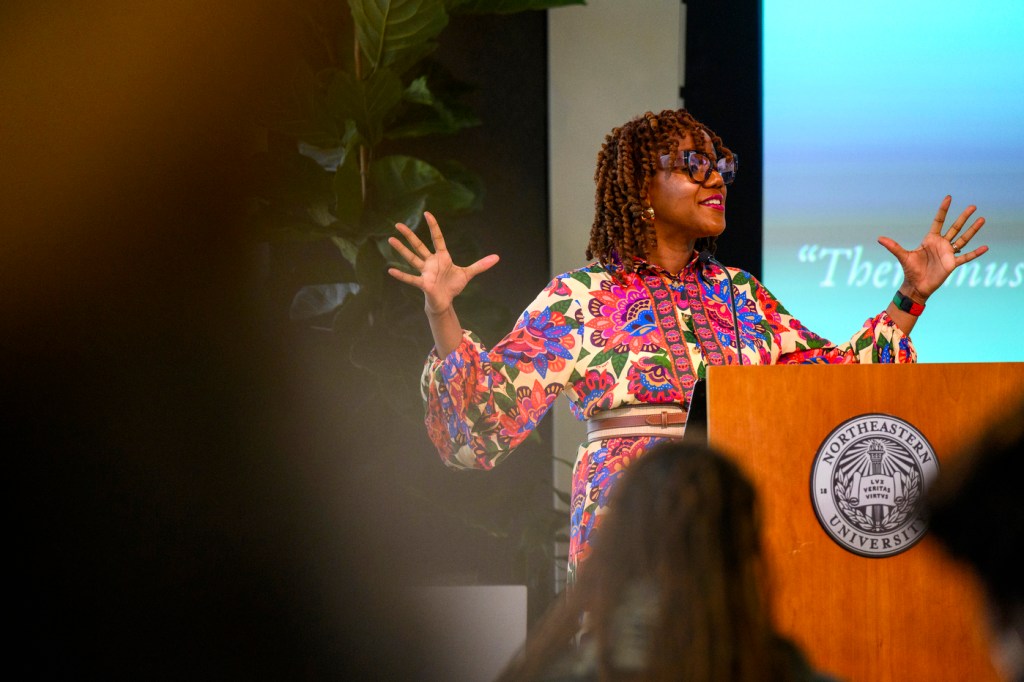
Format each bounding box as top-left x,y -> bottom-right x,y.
877,195 -> 989,302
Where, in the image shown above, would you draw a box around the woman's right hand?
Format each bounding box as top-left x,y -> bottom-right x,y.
387,211 -> 500,316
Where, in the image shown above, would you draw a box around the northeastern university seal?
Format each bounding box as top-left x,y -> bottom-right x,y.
810,413 -> 939,558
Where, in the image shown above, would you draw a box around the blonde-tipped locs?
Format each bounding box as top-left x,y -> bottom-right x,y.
587,109 -> 733,273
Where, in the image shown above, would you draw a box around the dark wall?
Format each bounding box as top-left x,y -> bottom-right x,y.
436,13 -> 553,317
685,0 -> 763,279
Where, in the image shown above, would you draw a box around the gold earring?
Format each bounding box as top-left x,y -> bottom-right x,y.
643,206 -> 655,221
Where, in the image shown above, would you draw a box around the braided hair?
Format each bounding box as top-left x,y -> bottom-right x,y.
587,109 -> 734,273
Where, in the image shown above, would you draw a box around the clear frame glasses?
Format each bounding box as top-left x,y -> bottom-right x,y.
656,150 -> 738,185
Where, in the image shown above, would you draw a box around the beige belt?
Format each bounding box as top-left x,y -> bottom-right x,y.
585,403 -> 688,443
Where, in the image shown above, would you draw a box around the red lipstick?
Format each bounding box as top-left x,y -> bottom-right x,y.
699,194 -> 725,211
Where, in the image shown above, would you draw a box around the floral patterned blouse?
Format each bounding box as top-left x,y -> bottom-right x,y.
420,253 -> 916,582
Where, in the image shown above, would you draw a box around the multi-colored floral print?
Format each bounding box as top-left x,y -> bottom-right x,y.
421,254 -> 916,581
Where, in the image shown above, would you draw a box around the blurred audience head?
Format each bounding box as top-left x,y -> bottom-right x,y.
501,442 -> 817,682
928,396 -> 1024,682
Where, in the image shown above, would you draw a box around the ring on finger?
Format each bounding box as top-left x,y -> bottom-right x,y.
952,241 -> 963,254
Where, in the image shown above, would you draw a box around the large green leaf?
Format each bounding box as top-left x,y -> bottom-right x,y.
369,155 -> 476,221
361,194 -> 429,236
333,288 -> 373,340
332,123 -> 365,226
387,75 -> 481,139
332,240 -> 387,334
348,0 -> 449,72
331,235 -> 359,266
433,161 -> 484,212
328,68 -> 403,145
403,75 -> 435,106
355,237 -> 386,305
361,155 -> 447,235
297,119 -> 362,171
384,40 -> 441,77
289,283 -> 362,322
333,156 -> 364,227
447,0 -> 585,14
430,181 -> 476,216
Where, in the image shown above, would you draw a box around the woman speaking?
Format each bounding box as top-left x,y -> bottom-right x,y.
387,109 -> 987,582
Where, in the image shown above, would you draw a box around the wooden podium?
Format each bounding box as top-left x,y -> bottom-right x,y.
706,362 -> 1023,682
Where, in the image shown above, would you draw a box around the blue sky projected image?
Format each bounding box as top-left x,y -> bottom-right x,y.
763,1 -> 1024,362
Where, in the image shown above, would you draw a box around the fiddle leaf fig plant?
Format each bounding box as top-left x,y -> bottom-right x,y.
249,0 -> 584,591
251,0 -> 582,358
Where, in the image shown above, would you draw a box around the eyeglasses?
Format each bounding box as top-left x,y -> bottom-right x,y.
656,150 -> 738,185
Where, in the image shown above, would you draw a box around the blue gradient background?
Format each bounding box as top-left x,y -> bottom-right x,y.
763,2 -> 1024,362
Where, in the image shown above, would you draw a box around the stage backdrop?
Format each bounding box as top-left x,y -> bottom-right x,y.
763,1 -> 1024,362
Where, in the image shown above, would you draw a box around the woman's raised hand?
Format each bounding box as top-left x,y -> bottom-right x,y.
877,195 -> 988,302
387,211 -> 500,315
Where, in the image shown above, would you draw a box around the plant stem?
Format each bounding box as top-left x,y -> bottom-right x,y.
353,21 -> 368,203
